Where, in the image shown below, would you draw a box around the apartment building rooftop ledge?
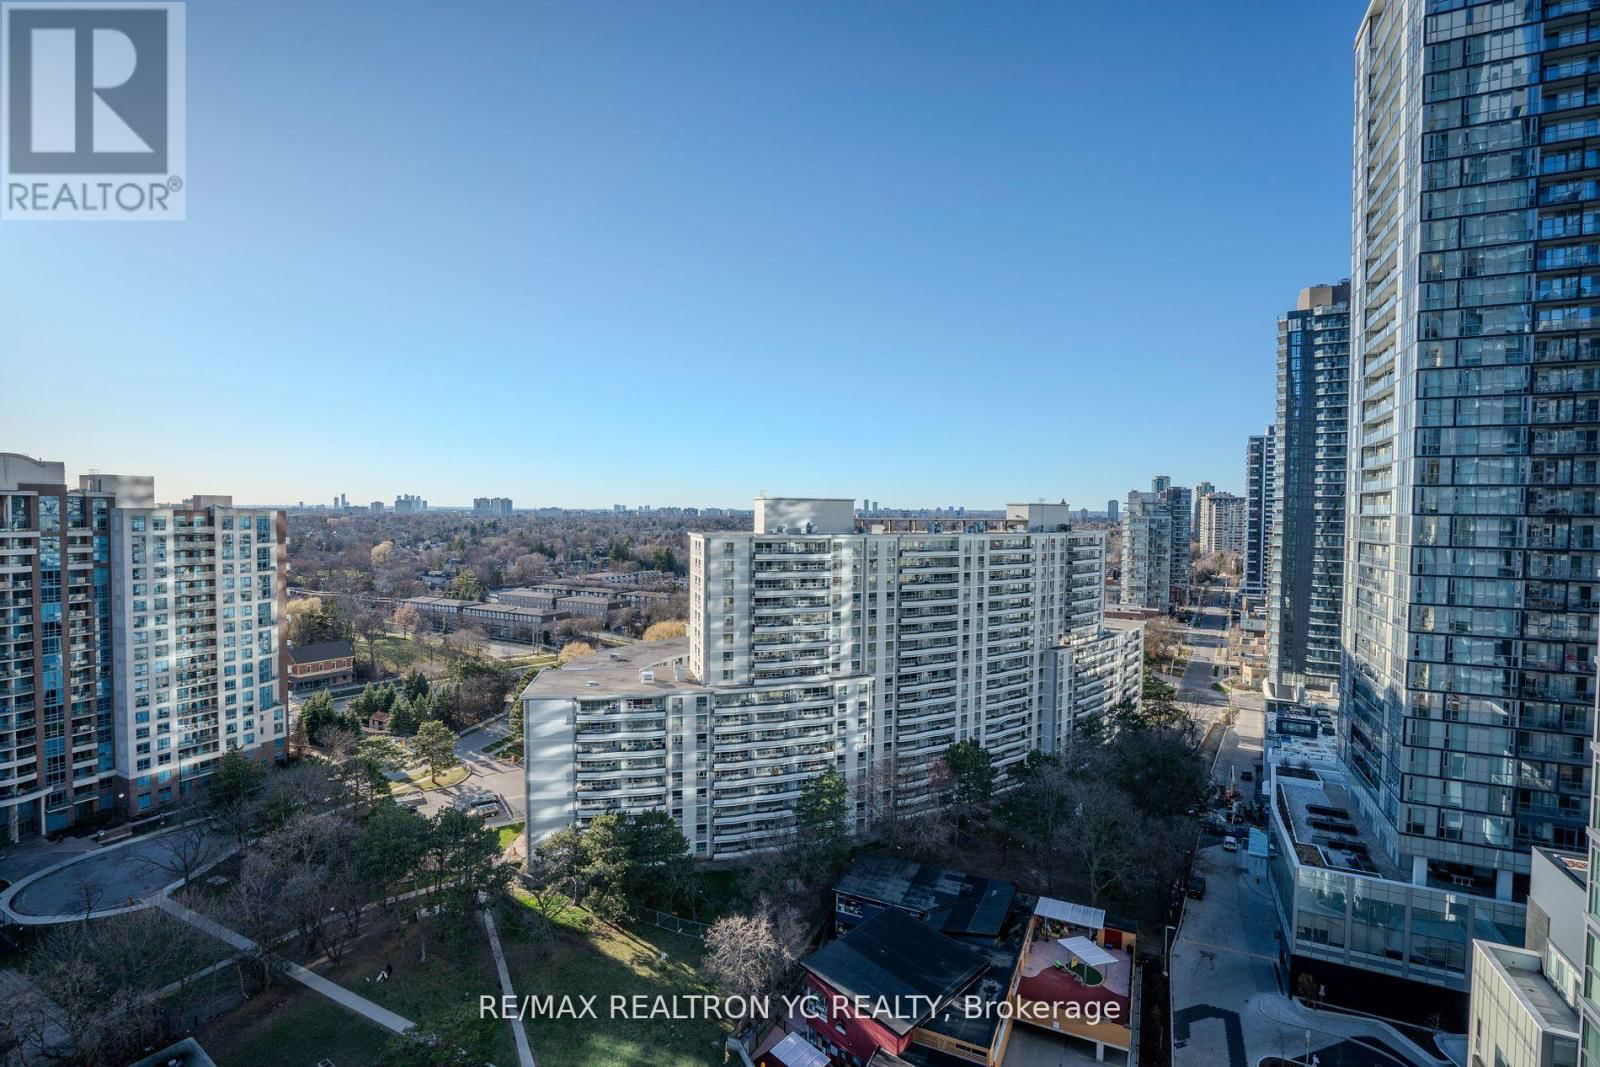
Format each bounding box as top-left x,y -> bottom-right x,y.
520,638 -> 698,699
1475,942 -> 1580,1040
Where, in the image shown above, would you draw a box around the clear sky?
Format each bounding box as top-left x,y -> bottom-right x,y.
3,1 -> 1363,509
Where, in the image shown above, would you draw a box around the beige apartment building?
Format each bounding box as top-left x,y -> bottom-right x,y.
1197,491 -> 1245,556
522,497 -> 1140,859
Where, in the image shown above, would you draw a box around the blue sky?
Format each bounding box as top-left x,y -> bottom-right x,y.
3,1 -> 1362,509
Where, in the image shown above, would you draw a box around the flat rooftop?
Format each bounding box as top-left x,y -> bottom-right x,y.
1272,761 -> 1406,882
1480,943 -> 1580,1037
520,638 -> 699,699
836,854 -> 1016,940
1538,846 -> 1589,889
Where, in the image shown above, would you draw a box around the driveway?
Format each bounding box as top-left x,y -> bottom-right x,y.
410,714 -> 526,827
0,834 -> 100,886
2,824 -> 233,923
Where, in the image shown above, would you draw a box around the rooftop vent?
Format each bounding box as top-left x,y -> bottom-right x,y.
584,680 -> 600,688
640,669 -> 656,683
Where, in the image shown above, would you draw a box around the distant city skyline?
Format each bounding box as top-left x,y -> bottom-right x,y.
0,450 -> 1236,515
2,1 -> 1356,507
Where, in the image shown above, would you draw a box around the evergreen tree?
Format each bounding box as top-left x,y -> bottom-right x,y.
942,739 -> 995,807
796,768 -> 850,866
413,720 -> 459,785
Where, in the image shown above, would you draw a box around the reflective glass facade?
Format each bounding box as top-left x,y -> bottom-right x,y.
1267,768 -> 1528,995
1245,430 -> 1277,598
1272,283 -> 1352,695
0,467 -> 115,841
1346,0 -> 1597,889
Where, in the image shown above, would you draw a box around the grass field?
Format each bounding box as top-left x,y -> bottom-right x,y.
199,980 -> 393,1066
390,764 -> 471,791
500,897 -> 729,1066
366,632 -> 557,676
365,634 -> 438,676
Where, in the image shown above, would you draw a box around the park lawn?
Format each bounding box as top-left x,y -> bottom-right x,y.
500,898 -> 728,1066
390,764 -> 470,791
199,980 -> 392,1067
309,914 -> 518,1067
485,734 -> 527,764
365,634 -> 455,679
499,652 -> 558,670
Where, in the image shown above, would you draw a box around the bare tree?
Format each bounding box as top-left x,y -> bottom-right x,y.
18,909 -> 213,1064
702,900 -> 807,1017
257,758 -> 348,828
350,599 -> 390,680
253,812 -> 360,960
140,819 -> 220,892
1062,777 -> 1143,907
317,724 -> 360,765
69,872 -> 104,922
215,855 -> 284,993
393,601 -> 421,639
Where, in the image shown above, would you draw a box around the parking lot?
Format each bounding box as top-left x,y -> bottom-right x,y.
406,715 -> 524,828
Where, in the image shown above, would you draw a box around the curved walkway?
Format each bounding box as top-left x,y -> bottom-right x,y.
0,823 -> 233,924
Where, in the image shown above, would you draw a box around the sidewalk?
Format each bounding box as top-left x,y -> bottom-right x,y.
157,896 -> 415,1035
482,908 -> 537,1067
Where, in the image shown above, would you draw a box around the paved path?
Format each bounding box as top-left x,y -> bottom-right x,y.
0,835 -> 99,884
1,822 -> 234,924
157,896 -> 415,1035
482,908 -> 537,1067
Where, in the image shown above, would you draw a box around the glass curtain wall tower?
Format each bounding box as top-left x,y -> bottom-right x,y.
1346,0 -> 1597,899
1271,282 -> 1352,699
1245,430 -> 1277,598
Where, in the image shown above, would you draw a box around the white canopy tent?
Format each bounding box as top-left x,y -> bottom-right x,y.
1057,935 -> 1117,969
1033,896 -> 1106,931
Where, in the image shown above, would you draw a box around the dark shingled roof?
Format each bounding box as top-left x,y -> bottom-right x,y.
801,909 -> 985,1036
287,639 -> 354,663
836,854 -> 1016,940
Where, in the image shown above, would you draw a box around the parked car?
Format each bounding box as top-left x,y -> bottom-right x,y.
1187,876 -> 1207,900
1239,769 -> 1254,783
1222,835 -> 1240,852
464,794 -> 502,818
395,792 -> 426,809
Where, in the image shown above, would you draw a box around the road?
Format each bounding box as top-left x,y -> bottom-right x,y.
1166,582 -> 1434,1067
